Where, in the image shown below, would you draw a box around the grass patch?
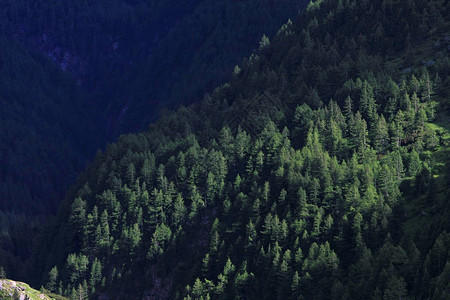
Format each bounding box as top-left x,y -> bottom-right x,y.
0,279 -> 68,300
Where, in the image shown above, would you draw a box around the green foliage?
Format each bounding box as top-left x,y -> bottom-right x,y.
1,0 -> 311,280
29,0 -> 450,299
44,267 -> 58,293
0,280 -> 67,300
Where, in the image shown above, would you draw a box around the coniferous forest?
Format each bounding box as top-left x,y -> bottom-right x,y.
1,0 -> 450,299
0,0 -> 308,281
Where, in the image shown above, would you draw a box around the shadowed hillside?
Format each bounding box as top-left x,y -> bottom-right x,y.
25,0 -> 450,299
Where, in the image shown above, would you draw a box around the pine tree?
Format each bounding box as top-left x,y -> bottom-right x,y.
373,115 -> 389,153
408,150 -> 421,178
343,96 -> 354,118
259,34 -> 270,50
291,271 -> 300,293
297,187 -> 308,218
126,163 -> 136,185
45,266 -> 59,292
173,194 -> 186,225
359,80 -> 377,124
383,276 -> 407,300
90,258 -> 102,287
70,197 -> 87,234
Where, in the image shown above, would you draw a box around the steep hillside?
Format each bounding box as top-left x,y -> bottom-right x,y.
0,0 -> 308,284
0,37 -> 104,282
0,0 -> 309,136
0,0 -> 309,218
122,0 -> 309,132
27,0 -> 450,299
0,37 -> 102,215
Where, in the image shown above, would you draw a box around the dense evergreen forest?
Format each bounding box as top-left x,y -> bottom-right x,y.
1,0 -> 450,299
0,0 -> 308,277
0,0 -> 308,215
9,0 -> 446,299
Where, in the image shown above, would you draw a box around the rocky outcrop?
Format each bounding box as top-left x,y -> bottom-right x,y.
0,279 -> 64,300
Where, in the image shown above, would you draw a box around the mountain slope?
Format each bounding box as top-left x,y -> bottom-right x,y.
29,0 -> 450,299
0,37 -> 101,215
0,0 -> 308,283
0,0 -> 309,216
123,0 -> 309,131
0,0 -> 309,136
0,37 -> 104,282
